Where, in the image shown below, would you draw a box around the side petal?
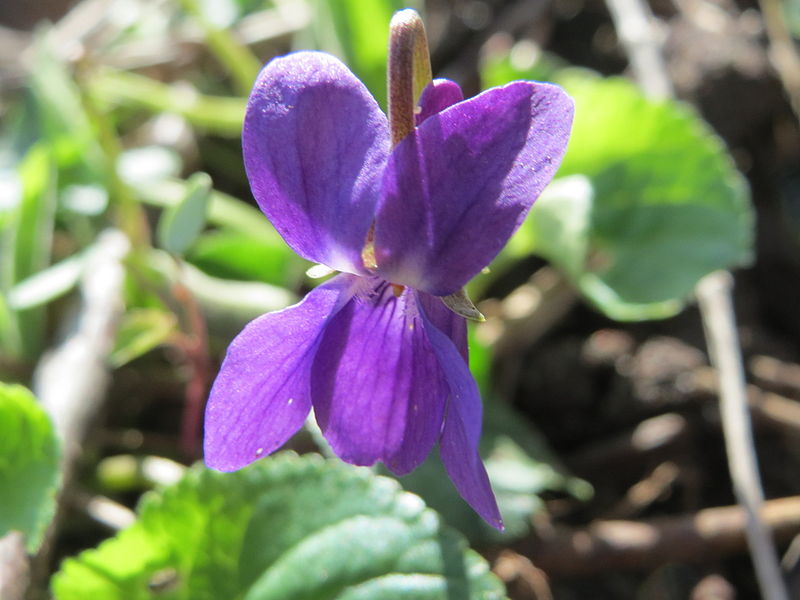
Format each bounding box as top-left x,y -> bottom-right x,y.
415,291 -> 468,361
311,281 -> 448,475
243,51 -> 390,274
204,274 -> 358,471
418,300 -> 503,530
375,81 -> 574,295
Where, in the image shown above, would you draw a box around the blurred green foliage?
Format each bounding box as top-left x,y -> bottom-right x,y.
0,383 -> 60,552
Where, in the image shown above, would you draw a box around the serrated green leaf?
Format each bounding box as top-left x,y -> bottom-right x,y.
52,454 -> 506,600
0,383 -> 60,552
157,172 -> 212,256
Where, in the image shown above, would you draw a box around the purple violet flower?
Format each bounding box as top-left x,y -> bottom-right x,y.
204,27 -> 573,529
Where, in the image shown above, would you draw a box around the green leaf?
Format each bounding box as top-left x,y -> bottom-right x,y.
109,308 -> 179,367
187,231 -> 301,287
90,68 -> 246,136
157,172 -> 212,256
28,30 -> 103,171
0,383 -> 60,552
548,72 -> 754,319
7,251 -> 86,310
0,143 -> 57,359
137,178 -> 281,242
482,52 -> 754,320
52,454 -> 506,600
518,174 -> 593,279
148,250 -> 295,331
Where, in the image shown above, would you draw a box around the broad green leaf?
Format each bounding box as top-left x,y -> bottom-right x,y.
52,454 -> 506,600
514,174 -> 593,279
551,71 -> 753,319
0,383 -> 60,551
485,57 -> 754,320
109,308 -> 179,367
157,172 -> 212,256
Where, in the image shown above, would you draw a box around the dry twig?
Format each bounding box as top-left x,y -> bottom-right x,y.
697,273 -> 788,600
526,495 -> 800,576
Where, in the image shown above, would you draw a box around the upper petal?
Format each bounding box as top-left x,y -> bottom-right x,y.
204,274 -> 358,471
311,280 -> 448,475
416,79 -> 464,125
243,51 -> 390,274
375,81 -> 574,295
418,300 -> 503,529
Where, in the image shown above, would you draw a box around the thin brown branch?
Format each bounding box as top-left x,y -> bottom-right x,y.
526,495 -> 800,576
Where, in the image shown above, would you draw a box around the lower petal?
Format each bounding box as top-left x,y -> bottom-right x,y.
311,281 -> 448,475
418,300 -> 503,530
204,274 -> 357,471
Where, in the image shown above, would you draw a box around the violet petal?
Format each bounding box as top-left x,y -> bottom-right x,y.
311,281 -> 448,475
204,274 -> 358,471
415,290 -> 468,361
416,79 -> 464,125
418,298 -> 503,529
375,81 -> 574,295
243,51 -> 390,274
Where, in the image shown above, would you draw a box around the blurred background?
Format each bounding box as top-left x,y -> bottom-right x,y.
1,0 -> 799,598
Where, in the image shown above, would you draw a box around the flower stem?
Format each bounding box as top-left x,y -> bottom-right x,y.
387,9 -> 432,146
